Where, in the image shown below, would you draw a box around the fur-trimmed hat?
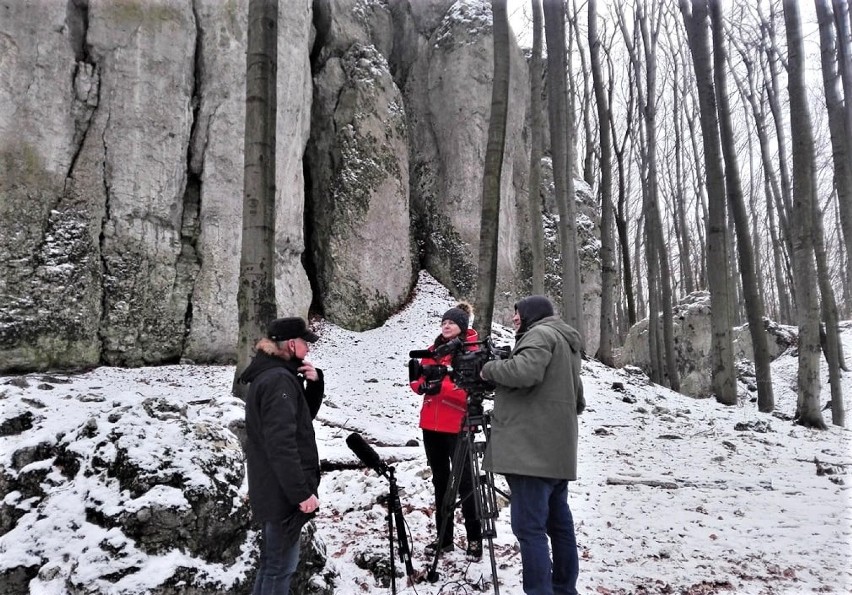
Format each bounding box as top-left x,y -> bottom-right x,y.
267,317 -> 319,343
442,302 -> 472,334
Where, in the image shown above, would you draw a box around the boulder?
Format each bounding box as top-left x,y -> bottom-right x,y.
0,371 -> 336,593
621,291 -> 796,397
307,43 -> 414,330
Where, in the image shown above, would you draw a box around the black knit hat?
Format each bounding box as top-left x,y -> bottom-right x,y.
442,307 -> 470,334
267,317 -> 319,343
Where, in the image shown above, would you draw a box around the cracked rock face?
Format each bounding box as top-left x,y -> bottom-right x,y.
307,43 -> 414,331
0,0 -> 316,372
0,0 -> 603,371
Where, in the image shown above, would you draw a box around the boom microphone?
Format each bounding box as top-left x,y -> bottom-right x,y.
408,337 -> 465,360
346,432 -> 389,476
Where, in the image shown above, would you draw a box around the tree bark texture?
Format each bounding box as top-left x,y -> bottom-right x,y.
588,0 -> 615,366
235,0 -> 279,398
783,0 -> 826,429
544,0 -> 584,341
710,0 -> 774,413
680,0 -> 737,405
528,0 -> 546,296
474,0 -> 510,337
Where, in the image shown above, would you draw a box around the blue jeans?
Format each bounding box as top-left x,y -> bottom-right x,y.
506,474 -> 578,595
252,521 -> 300,595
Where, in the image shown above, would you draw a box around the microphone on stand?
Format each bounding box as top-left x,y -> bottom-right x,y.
346,432 -> 414,589
346,432 -> 390,476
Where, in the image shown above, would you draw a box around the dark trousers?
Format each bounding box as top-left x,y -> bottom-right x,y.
506,474 -> 579,595
252,521 -> 300,595
423,429 -> 482,545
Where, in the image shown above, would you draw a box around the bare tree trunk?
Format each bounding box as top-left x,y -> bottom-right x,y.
609,49 -> 637,327
671,62 -> 695,295
783,0 -> 826,429
234,0 -> 279,398
680,0 -> 737,405
710,0 -> 774,412
544,0 -> 584,340
812,194 -> 846,426
815,0 -> 851,385
570,0 -> 595,189
633,215 -> 646,320
474,0 -> 510,337
764,7 -> 798,312
685,103 -> 709,289
729,38 -> 794,324
589,0 -> 615,366
639,3 -> 679,391
831,0 -> 852,296
528,0 -> 546,296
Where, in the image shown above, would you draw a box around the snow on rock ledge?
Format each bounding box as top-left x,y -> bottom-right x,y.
0,366 -> 297,594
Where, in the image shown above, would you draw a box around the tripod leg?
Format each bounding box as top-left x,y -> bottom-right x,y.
468,437 -> 501,595
426,427 -> 470,582
390,490 -> 415,577
387,489 -> 397,595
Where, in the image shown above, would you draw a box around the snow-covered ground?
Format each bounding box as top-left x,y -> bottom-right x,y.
2,271 -> 850,594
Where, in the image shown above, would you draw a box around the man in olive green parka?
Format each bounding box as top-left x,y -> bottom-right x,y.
481,295 -> 584,595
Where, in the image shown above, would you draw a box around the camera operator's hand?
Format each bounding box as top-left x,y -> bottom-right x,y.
418,379 -> 442,395
299,494 -> 320,513
422,365 -> 444,383
298,361 -> 319,382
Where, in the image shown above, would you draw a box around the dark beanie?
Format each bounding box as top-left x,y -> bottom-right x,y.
442,307 -> 469,334
515,295 -> 555,331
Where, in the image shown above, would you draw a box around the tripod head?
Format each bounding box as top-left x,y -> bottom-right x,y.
466,391 -> 492,416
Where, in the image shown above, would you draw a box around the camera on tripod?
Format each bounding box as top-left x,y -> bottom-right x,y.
408,337 -> 510,394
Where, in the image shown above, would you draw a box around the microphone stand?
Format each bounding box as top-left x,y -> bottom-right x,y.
385,465 -> 414,594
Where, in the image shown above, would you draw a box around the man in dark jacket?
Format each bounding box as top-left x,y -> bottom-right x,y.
241,317 -> 324,595
481,295 -> 585,595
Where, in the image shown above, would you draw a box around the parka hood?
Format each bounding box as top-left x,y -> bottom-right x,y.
539,317 -> 584,354
515,295 -> 555,333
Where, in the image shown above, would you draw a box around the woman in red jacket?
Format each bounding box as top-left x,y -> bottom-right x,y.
410,303 -> 482,559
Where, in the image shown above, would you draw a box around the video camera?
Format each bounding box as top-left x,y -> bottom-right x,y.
408,337 -> 510,395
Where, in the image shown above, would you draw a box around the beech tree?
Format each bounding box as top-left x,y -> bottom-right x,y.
680,0 -> 737,405
617,1 -> 678,389
830,0 -> 852,302
234,0 -> 279,398
544,0 -> 584,340
528,0 -> 546,295
474,0 -> 511,336
588,0 -> 616,366
710,0 -> 774,412
607,41 -> 637,330
783,0 -> 826,429
728,24 -> 794,324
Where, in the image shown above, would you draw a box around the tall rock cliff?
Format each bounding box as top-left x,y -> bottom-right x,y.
0,0 -> 601,372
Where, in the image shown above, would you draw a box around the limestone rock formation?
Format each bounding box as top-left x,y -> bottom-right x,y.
0,0 -> 602,371
620,291 -> 796,397
308,41 -> 413,331
0,370 -> 336,594
404,1 -> 531,319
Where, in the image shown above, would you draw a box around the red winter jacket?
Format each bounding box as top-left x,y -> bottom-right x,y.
410,328 -> 479,433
